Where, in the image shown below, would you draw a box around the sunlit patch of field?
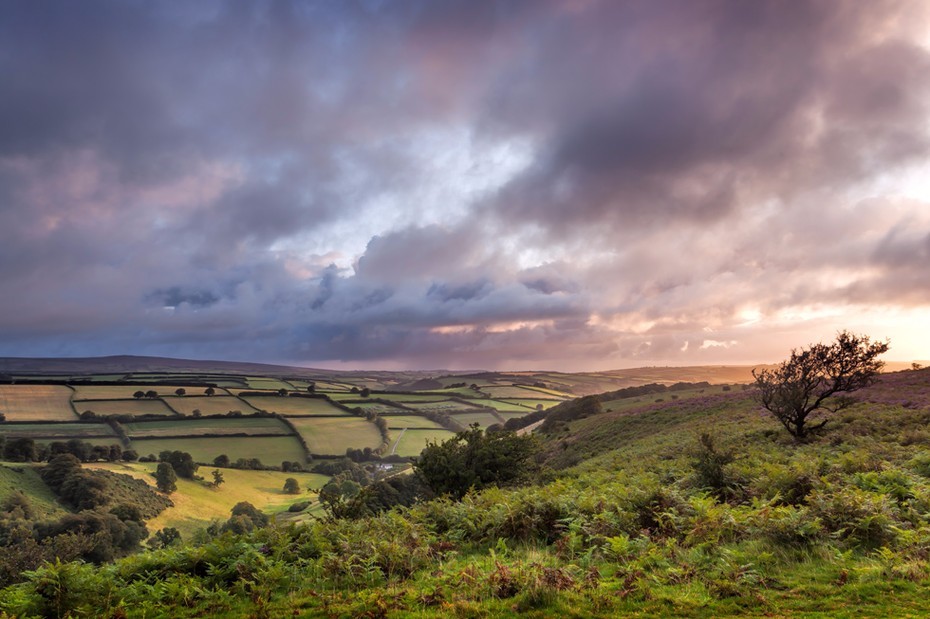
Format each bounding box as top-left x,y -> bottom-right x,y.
472,399 -> 533,412
390,428 -> 455,457
129,436 -> 306,465
287,417 -> 382,456
73,399 -> 176,417
0,463 -> 71,520
86,461 -> 329,538
447,411 -> 504,428
241,395 -> 349,416
381,415 -> 444,429
0,385 -> 76,421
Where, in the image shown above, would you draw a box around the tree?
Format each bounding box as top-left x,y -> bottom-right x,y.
159,450 -> 198,479
753,331 -> 889,440
306,383 -> 315,393
155,462 -> 177,493
277,388 -> 288,396
145,390 -> 158,399
360,387 -> 371,398
414,424 -> 539,500
213,454 -> 230,468
283,478 -> 300,494
211,469 -> 225,488
133,391 -> 145,399
204,386 -> 215,396
174,388 -> 186,397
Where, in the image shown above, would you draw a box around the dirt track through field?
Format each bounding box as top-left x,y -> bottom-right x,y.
390,427 -> 407,455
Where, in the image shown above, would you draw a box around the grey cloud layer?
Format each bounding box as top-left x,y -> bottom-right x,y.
1,0 -> 929,369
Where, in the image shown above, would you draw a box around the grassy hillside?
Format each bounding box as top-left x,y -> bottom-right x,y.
3,369 -> 930,617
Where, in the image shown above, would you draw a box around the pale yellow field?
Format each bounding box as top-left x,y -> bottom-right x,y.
163,395 -> 257,416
287,417 -> 383,455
86,462 -> 329,538
0,385 -> 76,421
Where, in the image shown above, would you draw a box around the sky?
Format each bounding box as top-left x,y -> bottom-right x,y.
1,0 -> 930,371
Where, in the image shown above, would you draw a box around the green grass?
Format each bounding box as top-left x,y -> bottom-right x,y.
381,415 -> 444,429
241,395 -> 349,416
471,399 -> 531,412
129,436 -> 306,465
343,400 -> 409,414
0,385 -> 76,421
163,395 -> 257,416
369,393 -> 450,403
287,417 -> 383,456
447,411 -> 503,428
480,385 -> 556,399
72,399 -> 176,417
499,398 -> 561,409
0,462 -> 69,520
85,461 -> 328,538
390,428 -> 455,457
0,422 -> 117,438
401,399 -> 486,412
123,417 -> 291,438
244,377 -> 294,391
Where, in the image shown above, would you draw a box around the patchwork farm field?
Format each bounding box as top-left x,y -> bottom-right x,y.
0,422 -> 117,439
71,385 -> 227,400
371,393 -> 449,403
86,462 -> 329,537
480,385 -> 560,399
287,417 -> 382,455
242,396 -> 349,416
499,398 -> 561,410
130,436 -> 306,465
0,385 -> 75,421
447,411 -> 504,428
471,399 -> 535,412
73,399 -> 176,417
245,378 -> 295,391
344,401 -> 408,414
123,417 -> 291,438
390,428 -> 455,457
401,399 -> 486,412
164,395 -> 257,416
381,415 -> 444,429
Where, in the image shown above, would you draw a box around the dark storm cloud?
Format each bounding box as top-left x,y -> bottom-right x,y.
1,0 -> 929,369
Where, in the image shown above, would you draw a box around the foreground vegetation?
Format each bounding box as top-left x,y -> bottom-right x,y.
0,356 -> 928,616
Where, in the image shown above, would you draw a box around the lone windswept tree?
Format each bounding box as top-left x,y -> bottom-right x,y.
753,331 -> 889,440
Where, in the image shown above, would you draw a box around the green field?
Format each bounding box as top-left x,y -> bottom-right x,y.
73,399 -> 176,417
129,435 -> 306,465
447,411 -> 503,428
287,417 -> 382,456
390,428 -> 455,457
499,398 -> 561,409
401,399 -> 486,412
86,462 -> 328,538
495,411 -> 532,422
0,422 -> 117,439
123,417 -> 291,438
0,385 -> 76,421
472,399 -> 534,412
245,378 -> 294,391
480,385 -> 558,399
0,463 -> 70,520
242,396 -> 349,416
164,395 -> 257,416
344,400 -> 409,414
381,415 -> 444,429
35,436 -> 126,447
370,393 -> 449,403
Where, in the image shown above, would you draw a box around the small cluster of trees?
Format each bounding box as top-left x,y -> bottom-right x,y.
0,437 -> 136,464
